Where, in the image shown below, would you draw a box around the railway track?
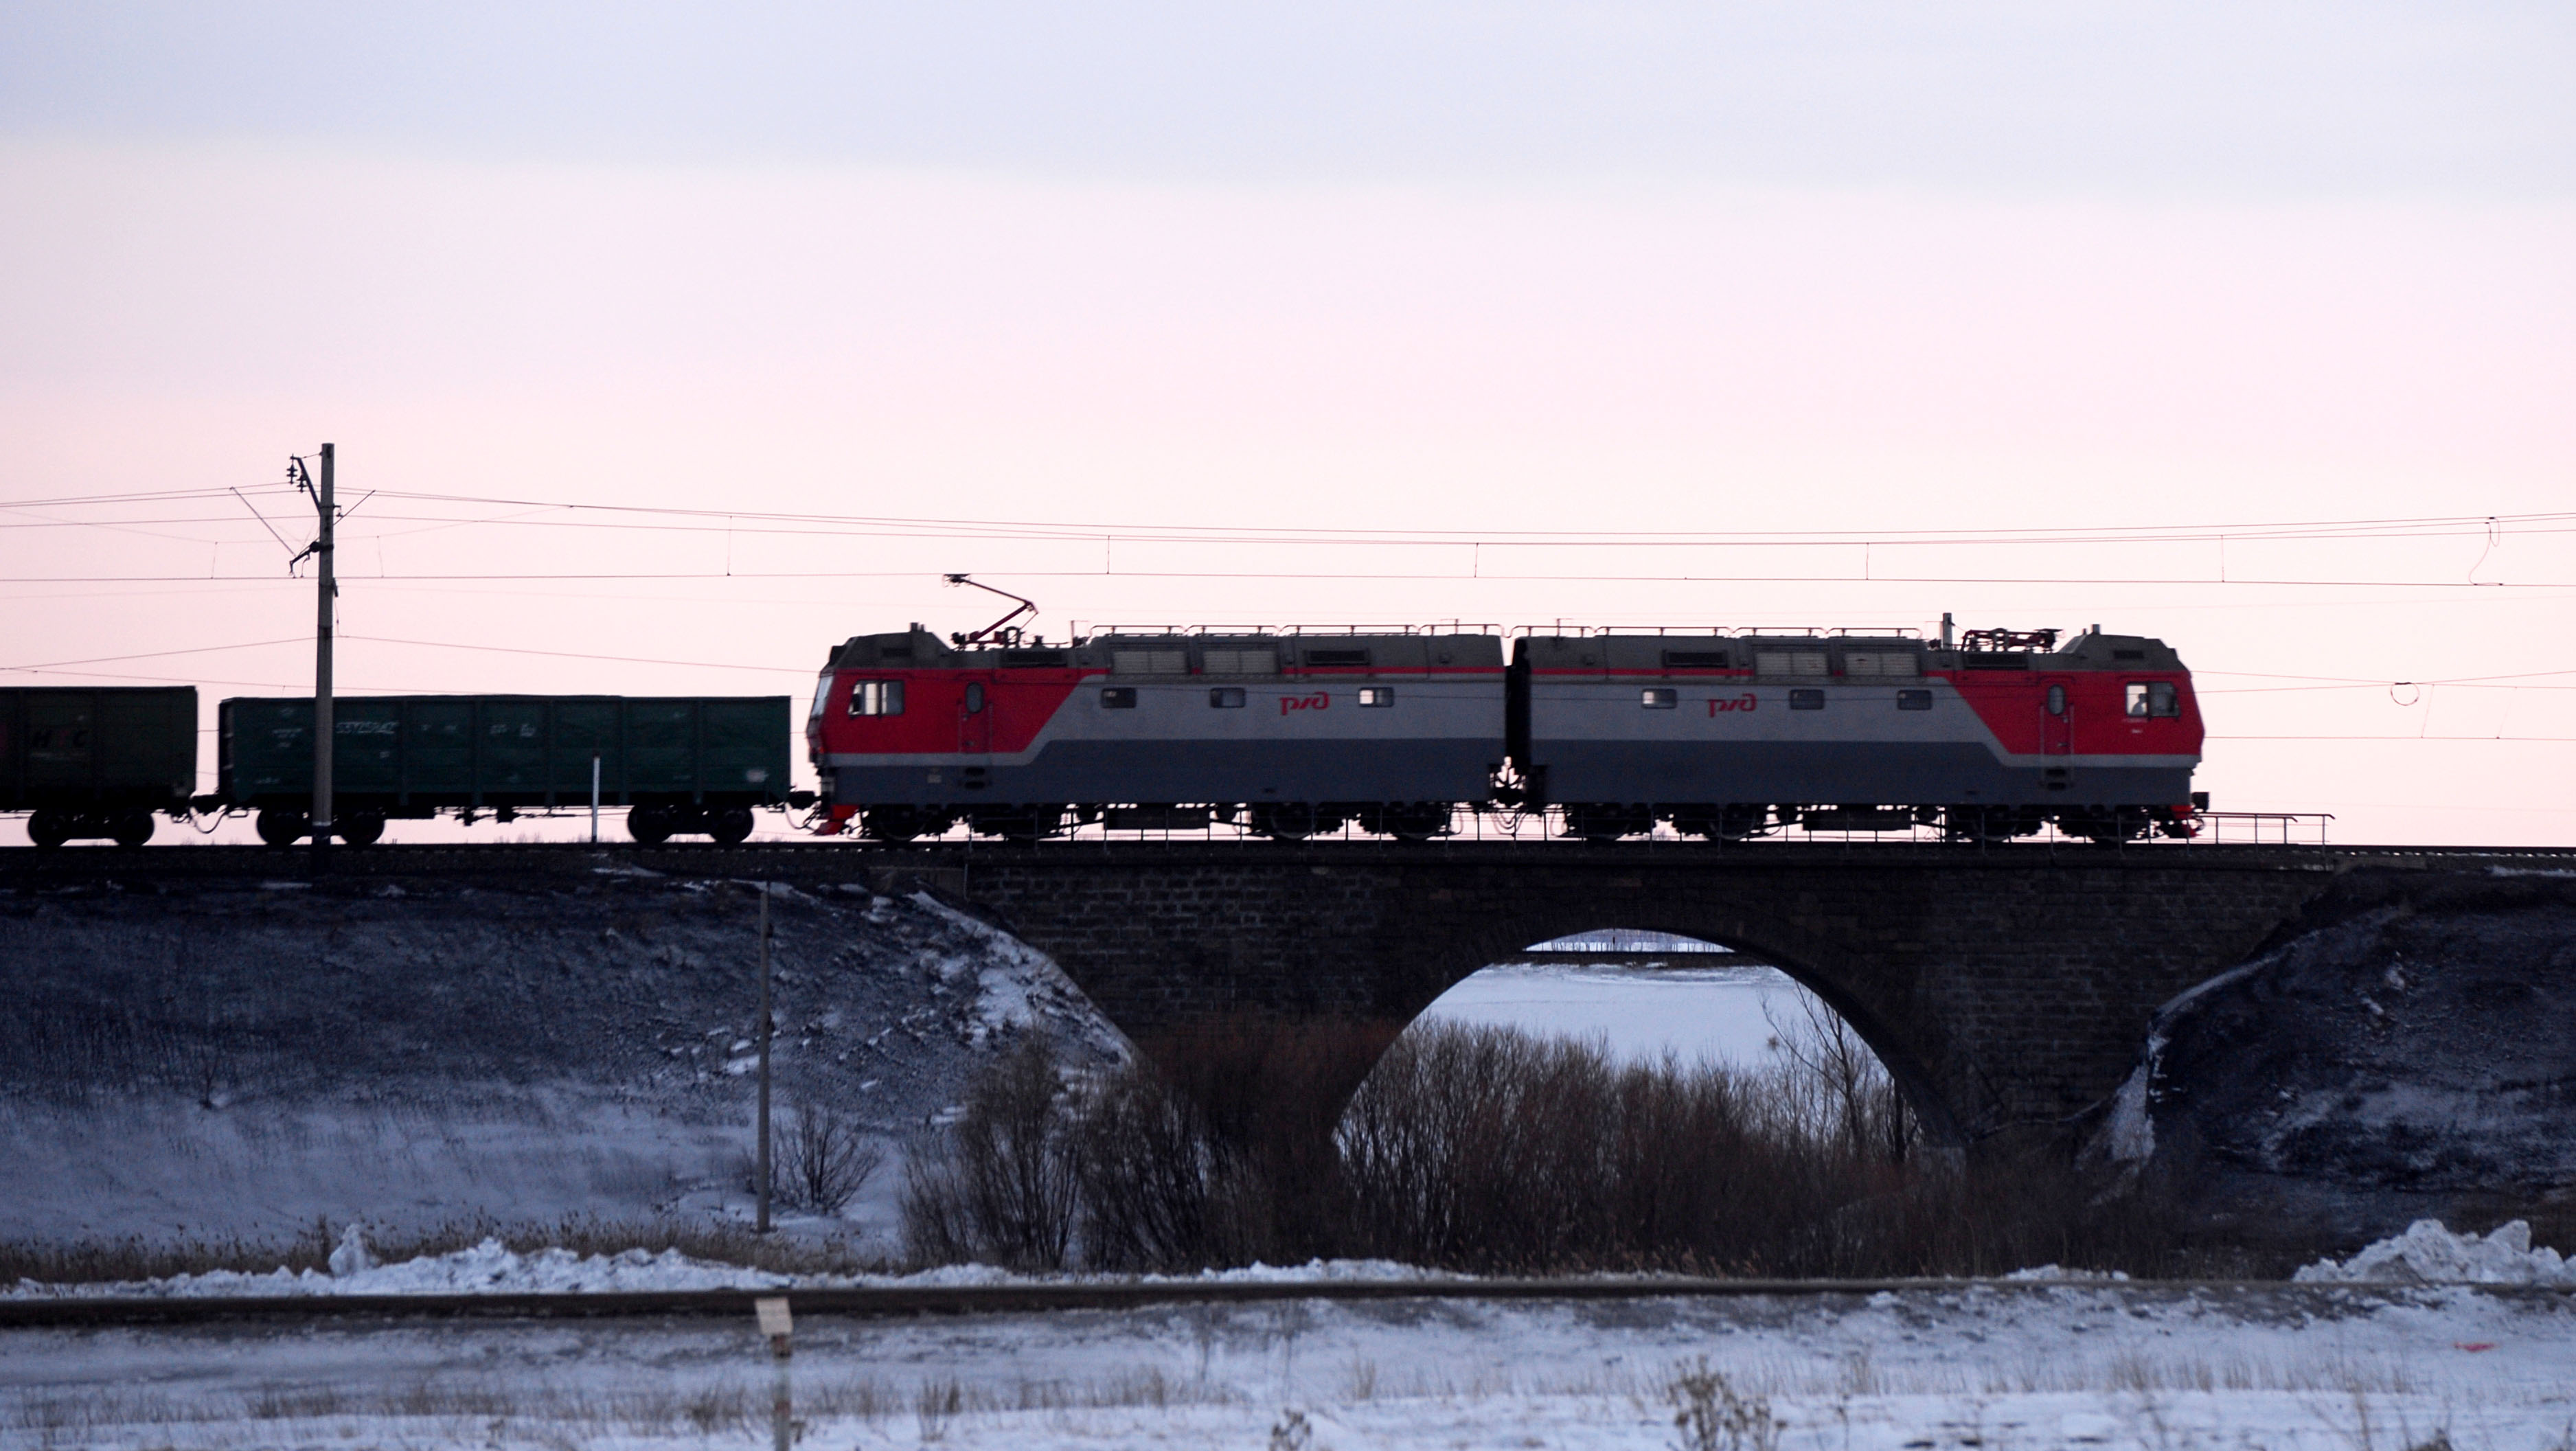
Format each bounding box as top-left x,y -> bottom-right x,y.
5,838 -> 2574,886
3,1275 -> 2562,1328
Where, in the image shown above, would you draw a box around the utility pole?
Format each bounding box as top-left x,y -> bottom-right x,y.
755,882 -> 774,1234
290,444 -> 337,870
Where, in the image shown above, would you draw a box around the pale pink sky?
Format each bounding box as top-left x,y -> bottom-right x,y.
5,5 -> 2573,845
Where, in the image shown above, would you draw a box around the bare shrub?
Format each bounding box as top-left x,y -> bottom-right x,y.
1070,1065 -> 1272,1270
891,1016 -> 2251,1279
775,1099 -> 887,1215
900,1036 -> 1081,1270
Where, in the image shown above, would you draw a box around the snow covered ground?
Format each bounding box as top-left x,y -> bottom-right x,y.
1417,959 -> 1803,1067
5,1278 -> 2571,1449
5,1225 -> 2573,1448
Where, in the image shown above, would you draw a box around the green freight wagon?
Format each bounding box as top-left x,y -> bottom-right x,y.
2,686 -> 198,847
216,695 -> 797,846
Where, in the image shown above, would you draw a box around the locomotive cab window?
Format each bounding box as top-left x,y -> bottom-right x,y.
1358,687 -> 1394,707
1789,689 -> 1825,711
1639,688 -> 1677,709
2126,681 -> 2180,718
847,680 -> 905,716
1208,687 -> 1246,709
1099,687 -> 1138,709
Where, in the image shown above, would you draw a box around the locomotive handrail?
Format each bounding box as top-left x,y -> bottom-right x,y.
1504,624 -> 1930,639
1068,622 -> 1505,640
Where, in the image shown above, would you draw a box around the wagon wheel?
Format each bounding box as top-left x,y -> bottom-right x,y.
626,805 -> 675,845
108,809 -> 157,848
26,809 -> 75,849
336,810 -> 385,847
254,808 -> 310,848
708,808 -> 756,845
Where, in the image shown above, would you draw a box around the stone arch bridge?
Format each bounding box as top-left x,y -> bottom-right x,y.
8,841 -> 2547,1147
861,841 -> 2507,1147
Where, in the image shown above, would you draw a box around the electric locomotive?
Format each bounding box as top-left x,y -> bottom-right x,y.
808,625 -> 1506,841
806,619 -> 2203,842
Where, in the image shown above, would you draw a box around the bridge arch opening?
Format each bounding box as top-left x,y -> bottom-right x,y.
1381,912 -> 1968,1150
1391,927 -> 1930,1156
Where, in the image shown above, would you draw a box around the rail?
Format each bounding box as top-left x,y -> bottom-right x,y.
2,1275 -> 2565,1327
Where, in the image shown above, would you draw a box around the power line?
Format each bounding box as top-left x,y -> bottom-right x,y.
8,569 -> 2572,589
0,638 -> 308,672
342,635 -> 813,674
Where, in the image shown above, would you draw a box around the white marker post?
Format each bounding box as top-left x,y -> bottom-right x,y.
590,752 -> 601,843
755,1295 -> 795,1451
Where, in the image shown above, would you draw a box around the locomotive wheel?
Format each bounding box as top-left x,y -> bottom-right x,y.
2058,808 -> 2146,844
336,810 -> 386,847
626,805 -> 674,845
1941,806 -> 2040,843
860,806 -> 928,843
977,806 -> 1062,843
108,809 -> 157,847
708,808 -> 755,845
1380,803 -> 1449,841
254,808 -> 310,847
26,809 -> 75,849
1674,804 -> 1767,841
1562,804 -> 1647,841
1251,803 -> 1317,840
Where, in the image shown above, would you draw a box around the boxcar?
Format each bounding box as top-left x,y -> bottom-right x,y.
216,694 -> 793,845
1,686 -> 198,847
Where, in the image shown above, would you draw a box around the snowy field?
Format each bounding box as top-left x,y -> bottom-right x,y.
5,1280 -> 2573,1450
1418,957 -> 1801,1067
5,1225 -> 2573,1450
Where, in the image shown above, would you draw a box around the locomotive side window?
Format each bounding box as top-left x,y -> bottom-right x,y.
1208,688 -> 1246,709
1789,689 -> 1825,710
1358,687 -> 1395,707
1639,688 -> 1677,709
1896,689 -> 1933,711
847,681 -> 905,716
2125,683 -> 2150,718
2045,684 -> 2067,716
1099,687 -> 1138,709
963,683 -> 986,713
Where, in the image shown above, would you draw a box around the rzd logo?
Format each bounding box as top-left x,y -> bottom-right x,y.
1279,692 -> 1331,715
1706,693 -> 1757,716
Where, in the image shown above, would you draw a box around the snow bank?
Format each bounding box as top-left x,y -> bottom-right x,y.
2003,1265 -> 2130,1282
8,1239 -> 1447,1299
11,1238 -> 797,1299
2294,1218 -> 2576,1286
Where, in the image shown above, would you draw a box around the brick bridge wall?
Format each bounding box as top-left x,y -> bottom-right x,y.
874,843 -> 2360,1145
10,841 -> 2479,1147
